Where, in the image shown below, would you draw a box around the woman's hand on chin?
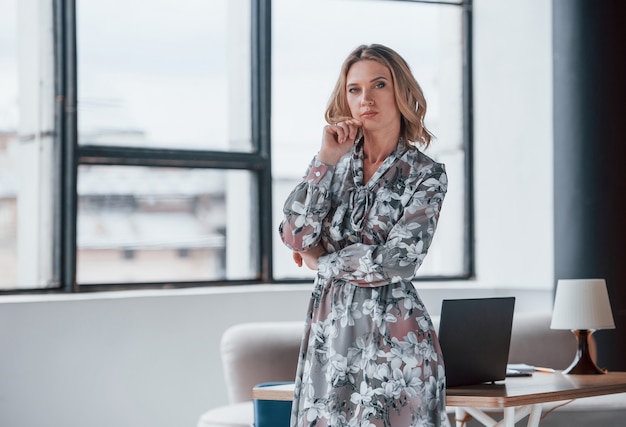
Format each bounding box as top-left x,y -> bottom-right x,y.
318,119 -> 362,165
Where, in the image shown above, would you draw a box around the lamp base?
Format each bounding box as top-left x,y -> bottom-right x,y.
563,329 -> 607,375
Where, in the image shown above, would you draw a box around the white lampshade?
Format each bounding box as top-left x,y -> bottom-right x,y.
551,279 -> 616,330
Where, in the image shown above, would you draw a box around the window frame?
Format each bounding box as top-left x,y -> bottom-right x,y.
4,0 -> 473,293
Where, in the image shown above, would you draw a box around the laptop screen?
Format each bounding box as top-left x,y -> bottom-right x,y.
438,297 -> 516,387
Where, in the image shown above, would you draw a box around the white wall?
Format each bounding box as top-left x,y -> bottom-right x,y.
0,285 -> 551,427
0,1 -> 555,426
0,286 -> 311,427
473,0 -> 554,289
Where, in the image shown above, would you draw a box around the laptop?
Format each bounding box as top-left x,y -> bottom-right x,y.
438,297 -> 516,387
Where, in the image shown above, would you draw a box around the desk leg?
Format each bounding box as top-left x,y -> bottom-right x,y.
503,407 -> 515,427
455,408 -> 467,427
452,405 -> 542,427
526,404 -> 542,427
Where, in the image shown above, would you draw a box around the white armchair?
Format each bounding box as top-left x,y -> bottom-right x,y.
196,321 -> 303,427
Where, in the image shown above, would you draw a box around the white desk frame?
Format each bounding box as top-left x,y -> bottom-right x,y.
451,404 -> 542,427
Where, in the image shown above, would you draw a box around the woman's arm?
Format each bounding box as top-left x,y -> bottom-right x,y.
279,157 -> 335,252
317,169 -> 447,287
280,120 -> 360,252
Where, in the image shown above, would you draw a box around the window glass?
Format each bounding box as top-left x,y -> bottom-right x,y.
76,0 -> 251,151
77,165 -> 258,284
0,0 -> 18,289
271,0 -> 465,279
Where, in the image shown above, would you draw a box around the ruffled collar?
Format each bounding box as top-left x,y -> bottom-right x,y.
351,138 -> 408,188
344,138 -> 407,232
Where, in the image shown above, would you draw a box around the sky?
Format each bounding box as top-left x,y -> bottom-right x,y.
1,0 -> 458,153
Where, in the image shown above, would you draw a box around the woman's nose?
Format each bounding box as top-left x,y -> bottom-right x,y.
361,91 -> 374,105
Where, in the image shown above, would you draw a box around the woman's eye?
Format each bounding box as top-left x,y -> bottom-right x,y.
375,81 -> 386,89
348,88 -> 359,94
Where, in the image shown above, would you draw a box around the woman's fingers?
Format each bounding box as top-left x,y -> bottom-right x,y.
299,245 -> 325,270
332,123 -> 347,144
318,119 -> 362,165
347,121 -> 359,142
333,119 -> 362,144
292,252 -> 303,267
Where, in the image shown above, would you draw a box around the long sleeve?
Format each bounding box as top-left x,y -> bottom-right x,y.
317,167 -> 447,287
279,157 -> 335,251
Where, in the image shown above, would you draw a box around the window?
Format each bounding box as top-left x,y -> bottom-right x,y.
0,0 -> 472,292
74,0 -> 258,288
0,0 -> 18,289
272,0 -> 471,280
76,166 -> 257,285
77,0 -> 252,152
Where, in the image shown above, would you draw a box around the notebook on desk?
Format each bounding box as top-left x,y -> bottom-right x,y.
438,297 -> 516,387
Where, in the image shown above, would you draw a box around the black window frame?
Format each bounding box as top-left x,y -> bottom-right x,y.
12,0 -> 473,293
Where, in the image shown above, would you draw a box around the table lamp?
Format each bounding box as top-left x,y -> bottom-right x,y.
550,279 -> 615,374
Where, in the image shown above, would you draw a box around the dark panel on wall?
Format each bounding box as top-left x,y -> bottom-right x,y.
553,0 -> 626,370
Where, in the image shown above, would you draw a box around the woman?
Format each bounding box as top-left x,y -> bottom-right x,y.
279,44 -> 448,427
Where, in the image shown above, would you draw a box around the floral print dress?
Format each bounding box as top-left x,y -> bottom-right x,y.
280,138 -> 448,427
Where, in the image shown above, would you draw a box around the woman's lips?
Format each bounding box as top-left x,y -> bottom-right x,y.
361,111 -> 377,119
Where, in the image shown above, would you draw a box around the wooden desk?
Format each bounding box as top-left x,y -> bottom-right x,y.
446,372 -> 626,427
252,372 -> 626,427
252,382 -> 295,401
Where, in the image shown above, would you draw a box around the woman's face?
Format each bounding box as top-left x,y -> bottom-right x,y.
345,59 -> 401,133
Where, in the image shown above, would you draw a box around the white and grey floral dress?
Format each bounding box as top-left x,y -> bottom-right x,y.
280,138 -> 448,427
